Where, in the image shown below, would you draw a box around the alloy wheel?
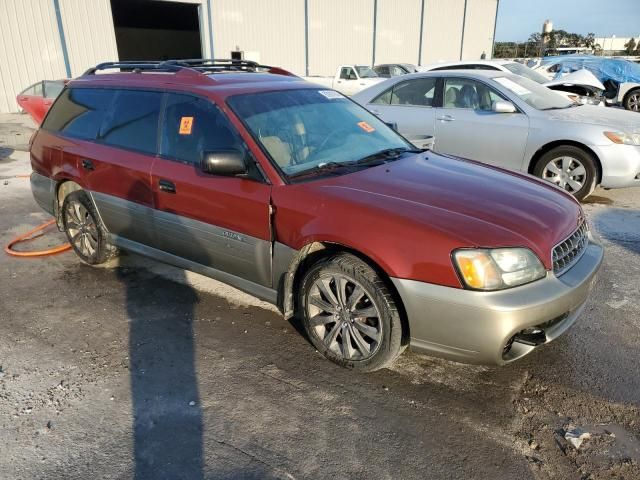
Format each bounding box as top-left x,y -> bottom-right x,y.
542,156 -> 586,193
65,201 -> 99,258
306,273 -> 382,361
628,92 -> 640,112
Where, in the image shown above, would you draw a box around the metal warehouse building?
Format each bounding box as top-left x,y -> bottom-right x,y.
0,0 -> 499,113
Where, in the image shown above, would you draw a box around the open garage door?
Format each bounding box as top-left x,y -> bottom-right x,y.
110,0 -> 202,61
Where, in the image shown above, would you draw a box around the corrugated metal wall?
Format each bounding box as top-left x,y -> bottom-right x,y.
308,0 -> 374,76
375,0 -> 423,66
212,0 -> 305,75
421,0 -> 466,64
0,0 -> 498,112
0,0 -> 67,113
58,0 -> 118,76
461,0 -> 498,60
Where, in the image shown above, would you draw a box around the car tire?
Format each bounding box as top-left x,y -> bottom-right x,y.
533,145 -> 597,201
623,88 -> 640,112
298,253 -> 404,372
62,190 -> 118,265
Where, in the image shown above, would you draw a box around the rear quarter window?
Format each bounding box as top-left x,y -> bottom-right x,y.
41,88 -> 113,140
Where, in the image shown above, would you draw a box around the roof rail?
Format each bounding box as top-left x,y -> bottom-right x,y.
82,59 -> 297,78
161,59 -> 297,76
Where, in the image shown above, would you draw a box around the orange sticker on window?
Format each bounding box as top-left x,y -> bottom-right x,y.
179,116 -> 194,135
357,121 -> 375,133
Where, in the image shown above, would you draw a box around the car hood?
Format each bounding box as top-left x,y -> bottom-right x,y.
315,153 -> 583,269
545,69 -> 605,91
544,104 -> 640,131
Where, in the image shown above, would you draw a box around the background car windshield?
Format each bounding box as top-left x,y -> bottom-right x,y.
228,89 -> 410,178
356,66 -> 378,78
493,75 -> 574,110
502,62 -> 549,84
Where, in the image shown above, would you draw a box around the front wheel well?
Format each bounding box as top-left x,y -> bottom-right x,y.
283,242 -> 410,347
528,141 -> 602,185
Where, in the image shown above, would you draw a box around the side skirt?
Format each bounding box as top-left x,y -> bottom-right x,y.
110,234 -> 280,306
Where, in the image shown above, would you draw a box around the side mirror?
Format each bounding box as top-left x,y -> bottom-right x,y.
201,149 -> 247,176
492,100 -> 517,113
385,121 -> 398,131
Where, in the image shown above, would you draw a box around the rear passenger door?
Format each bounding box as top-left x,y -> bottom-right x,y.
151,93 -> 272,287
366,77 -> 438,139
82,88 -> 161,247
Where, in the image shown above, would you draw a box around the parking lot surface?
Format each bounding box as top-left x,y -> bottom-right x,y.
1,113 -> 639,479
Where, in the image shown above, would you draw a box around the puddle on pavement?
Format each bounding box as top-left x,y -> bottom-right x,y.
583,195 -> 614,205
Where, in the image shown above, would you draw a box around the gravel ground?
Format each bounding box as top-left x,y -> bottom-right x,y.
1,113 -> 639,479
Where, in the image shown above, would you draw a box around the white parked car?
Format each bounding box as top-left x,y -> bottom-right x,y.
420,60 -> 605,106
533,56 -> 640,111
353,70 -> 640,200
304,65 -> 385,96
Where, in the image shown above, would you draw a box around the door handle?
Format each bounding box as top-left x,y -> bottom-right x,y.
81,159 -> 94,171
158,179 -> 176,194
437,115 -> 455,122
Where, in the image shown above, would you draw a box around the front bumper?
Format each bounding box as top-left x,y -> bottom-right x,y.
392,239 -> 604,365
592,143 -> 640,189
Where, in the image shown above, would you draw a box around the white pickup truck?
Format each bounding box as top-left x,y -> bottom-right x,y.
304,65 -> 385,96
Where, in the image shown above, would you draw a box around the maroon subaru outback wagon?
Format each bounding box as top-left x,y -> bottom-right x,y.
30,60 -> 603,371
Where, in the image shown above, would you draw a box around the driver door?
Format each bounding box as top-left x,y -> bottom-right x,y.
434,77 -> 529,171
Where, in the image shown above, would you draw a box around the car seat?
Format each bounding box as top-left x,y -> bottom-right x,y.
459,84 -> 479,109
444,86 -> 460,108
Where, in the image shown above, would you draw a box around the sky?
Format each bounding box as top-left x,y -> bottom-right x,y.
494,0 -> 640,42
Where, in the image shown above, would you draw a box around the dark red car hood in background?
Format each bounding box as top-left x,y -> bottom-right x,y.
274,152 -> 583,286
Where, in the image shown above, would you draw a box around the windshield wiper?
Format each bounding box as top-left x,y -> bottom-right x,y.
288,161 -> 355,179
353,147 -> 419,165
287,148 -> 420,180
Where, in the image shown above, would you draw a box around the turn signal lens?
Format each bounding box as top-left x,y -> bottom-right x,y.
453,248 -> 546,291
604,131 -> 640,146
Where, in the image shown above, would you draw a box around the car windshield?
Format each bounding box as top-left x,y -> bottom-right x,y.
227,89 -> 412,180
356,66 -> 378,78
502,62 -> 550,84
493,75 -> 575,110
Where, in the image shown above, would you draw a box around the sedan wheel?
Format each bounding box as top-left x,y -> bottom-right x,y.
541,156 -> 586,194
625,91 -> 640,112
533,145 -> 597,201
307,273 -> 382,361
299,253 -> 404,371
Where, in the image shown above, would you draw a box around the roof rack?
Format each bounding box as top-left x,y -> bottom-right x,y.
82,59 -> 296,78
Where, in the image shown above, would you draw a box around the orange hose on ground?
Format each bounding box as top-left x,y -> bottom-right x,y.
4,219 -> 72,257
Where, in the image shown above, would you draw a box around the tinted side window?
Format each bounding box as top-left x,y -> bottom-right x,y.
99,90 -> 162,154
160,93 -> 243,164
41,88 -> 113,140
390,78 -> 437,107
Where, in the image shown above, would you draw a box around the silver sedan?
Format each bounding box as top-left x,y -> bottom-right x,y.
353,70 -> 640,200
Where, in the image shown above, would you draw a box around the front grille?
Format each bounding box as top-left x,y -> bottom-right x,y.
553,222 -> 589,275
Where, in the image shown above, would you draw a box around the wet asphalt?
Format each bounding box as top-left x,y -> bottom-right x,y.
1,116 -> 639,479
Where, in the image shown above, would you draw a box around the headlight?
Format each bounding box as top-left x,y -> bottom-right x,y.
453,248 -> 546,291
604,131 -> 640,146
